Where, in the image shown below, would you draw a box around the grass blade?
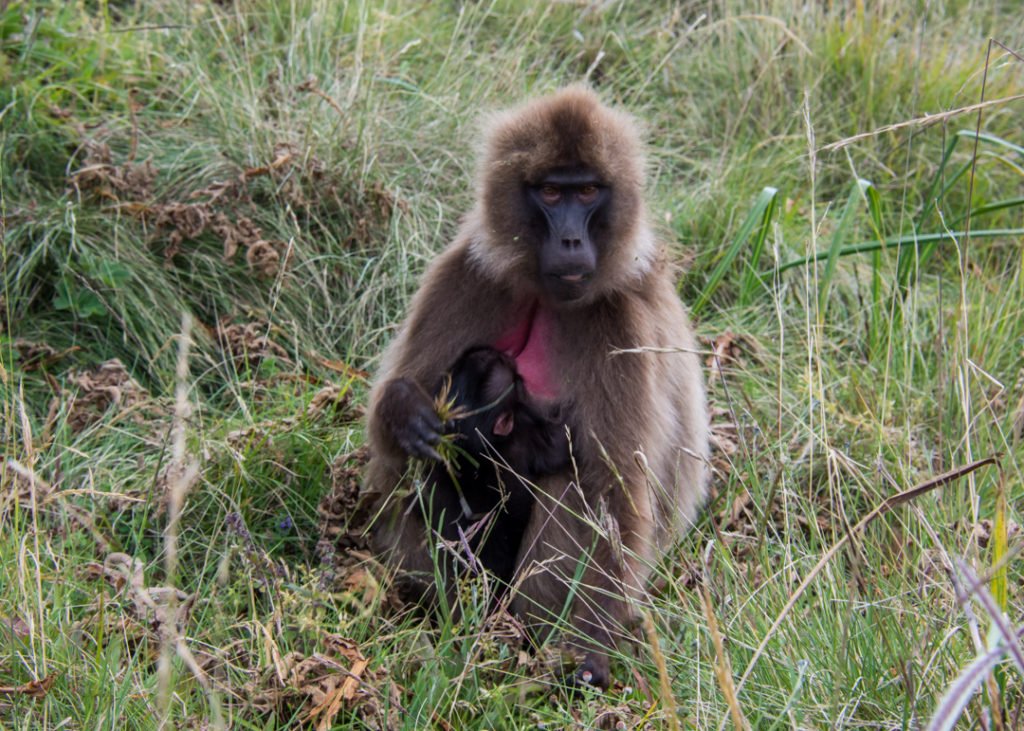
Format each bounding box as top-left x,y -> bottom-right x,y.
818,178 -> 875,320
901,129 -> 1024,288
694,186 -> 778,315
771,228 -> 1024,276
925,640 -> 1015,731
738,186 -> 779,306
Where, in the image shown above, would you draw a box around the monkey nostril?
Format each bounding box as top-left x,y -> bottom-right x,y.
561,238 -> 583,249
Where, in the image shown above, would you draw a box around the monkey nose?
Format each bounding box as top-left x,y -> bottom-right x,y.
561,238 -> 583,249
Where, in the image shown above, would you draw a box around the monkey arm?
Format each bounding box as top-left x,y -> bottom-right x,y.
366,240 -> 513,469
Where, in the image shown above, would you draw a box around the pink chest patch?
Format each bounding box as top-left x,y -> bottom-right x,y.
493,302 -> 558,400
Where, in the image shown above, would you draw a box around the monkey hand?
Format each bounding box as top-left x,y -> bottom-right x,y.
377,377 -> 445,461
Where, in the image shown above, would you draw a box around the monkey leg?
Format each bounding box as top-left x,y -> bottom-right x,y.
511,476 -> 647,690
370,497 -> 442,607
371,485 -> 494,620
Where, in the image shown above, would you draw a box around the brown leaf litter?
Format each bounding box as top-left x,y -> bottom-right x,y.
68,140 -> 292,277
76,552 -> 212,690
10,340 -> 81,371
1,460 -> 55,511
0,673 -> 57,701
955,517 -> 1023,549
314,448 -> 407,608
246,633 -> 405,731
68,133 -> 407,278
317,446 -> 372,551
60,358 -> 161,434
68,140 -> 157,201
153,184 -> 291,277
211,317 -> 293,371
703,330 -> 761,388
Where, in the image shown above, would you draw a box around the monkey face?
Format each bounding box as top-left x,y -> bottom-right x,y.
448,347 -> 522,449
476,86 -> 652,305
446,347 -> 569,476
526,170 -> 608,303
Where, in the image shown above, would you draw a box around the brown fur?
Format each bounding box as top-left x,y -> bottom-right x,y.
365,86 -> 708,689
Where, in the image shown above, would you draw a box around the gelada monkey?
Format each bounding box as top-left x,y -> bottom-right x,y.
366,86 -> 708,690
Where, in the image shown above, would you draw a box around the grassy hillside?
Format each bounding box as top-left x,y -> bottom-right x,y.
2,0 -> 1022,728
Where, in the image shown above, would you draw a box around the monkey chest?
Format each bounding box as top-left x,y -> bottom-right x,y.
492,301 -> 559,400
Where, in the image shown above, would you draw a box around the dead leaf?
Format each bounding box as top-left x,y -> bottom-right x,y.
304,637 -> 371,730
318,447 -> 371,546
243,150 -> 294,179
69,141 -> 157,201
63,358 -> 158,433
214,318 -> 292,370
0,673 -> 57,700
703,331 -> 760,387
248,632 -> 404,731
306,385 -> 352,420
317,358 -> 370,381
12,340 -> 81,371
962,518 -> 1022,549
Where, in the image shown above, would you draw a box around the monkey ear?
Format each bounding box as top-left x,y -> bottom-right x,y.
493,412 -> 514,436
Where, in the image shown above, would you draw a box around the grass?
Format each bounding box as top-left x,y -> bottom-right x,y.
2,0 -> 1023,728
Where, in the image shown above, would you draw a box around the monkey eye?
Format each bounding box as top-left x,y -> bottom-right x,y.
578,184 -> 600,203
539,185 -> 562,205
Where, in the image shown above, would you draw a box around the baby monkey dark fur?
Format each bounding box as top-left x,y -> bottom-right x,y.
420,346 -> 569,587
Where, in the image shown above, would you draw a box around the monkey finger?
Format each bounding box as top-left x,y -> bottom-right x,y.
396,429 -> 439,460
414,413 -> 443,444
403,435 -> 443,462
404,418 -> 445,461
418,444 -> 445,462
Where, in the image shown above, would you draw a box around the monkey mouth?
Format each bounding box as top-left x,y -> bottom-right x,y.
545,271 -> 594,302
552,270 -> 593,283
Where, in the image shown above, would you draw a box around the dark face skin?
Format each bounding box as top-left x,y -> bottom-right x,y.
527,170 -> 608,302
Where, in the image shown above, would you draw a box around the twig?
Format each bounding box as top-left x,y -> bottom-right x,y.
819,93 -> 1024,152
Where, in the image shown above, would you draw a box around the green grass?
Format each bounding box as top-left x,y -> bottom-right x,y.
2,0 -> 1023,728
